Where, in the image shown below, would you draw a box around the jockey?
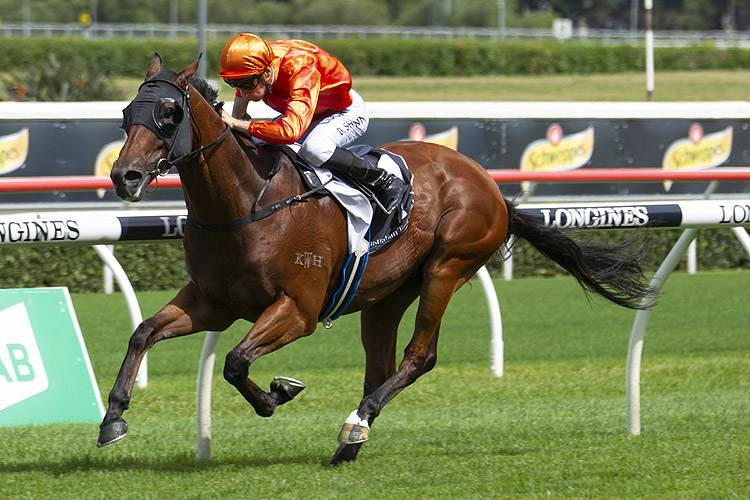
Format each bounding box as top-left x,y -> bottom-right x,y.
218,33 -> 408,214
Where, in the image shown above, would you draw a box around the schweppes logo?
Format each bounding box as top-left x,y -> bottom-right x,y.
662,123 -> 732,191
663,124 -> 732,171
94,139 -> 124,198
520,124 -> 595,172
407,123 -> 459,151
0,128 -> 30,175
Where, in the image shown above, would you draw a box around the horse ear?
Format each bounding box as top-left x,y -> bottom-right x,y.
146,53 -> 163,80
175,53 -> 202,89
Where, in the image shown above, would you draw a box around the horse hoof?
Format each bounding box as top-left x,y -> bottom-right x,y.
270,376 -> 306,404
337,410 -> 370,445
97,419 -> 128,447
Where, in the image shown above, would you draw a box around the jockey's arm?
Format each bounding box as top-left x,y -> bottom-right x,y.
221,95 -> 252,136
221,63 -> 319,143
231,94 -> 251,119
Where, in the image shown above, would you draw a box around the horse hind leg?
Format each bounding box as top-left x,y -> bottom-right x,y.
331,204 -> 503,462
348,275 -> 453,430
331,326 -> 442,467
328,282 -> 419,464
330,280 -> 423,465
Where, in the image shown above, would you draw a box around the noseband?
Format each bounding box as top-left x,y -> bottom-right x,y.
121,70 -> 230,180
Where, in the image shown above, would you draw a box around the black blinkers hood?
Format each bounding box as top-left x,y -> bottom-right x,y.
121,70 -> 192,161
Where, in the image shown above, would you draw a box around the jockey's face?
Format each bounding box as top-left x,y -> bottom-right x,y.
238,84 -> 266,101
237,66 -> 273,101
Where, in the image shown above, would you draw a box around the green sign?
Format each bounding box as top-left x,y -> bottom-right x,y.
0,288 -> 104,426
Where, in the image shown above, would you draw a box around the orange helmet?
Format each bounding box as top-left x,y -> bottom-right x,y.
218,33 -> 274,79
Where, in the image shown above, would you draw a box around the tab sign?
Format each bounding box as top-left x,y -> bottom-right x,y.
0,302 -> 49,411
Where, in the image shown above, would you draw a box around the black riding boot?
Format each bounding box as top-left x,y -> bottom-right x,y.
323,147 -> 408,214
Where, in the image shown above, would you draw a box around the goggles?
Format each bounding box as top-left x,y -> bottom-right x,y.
223,74 -> 262,90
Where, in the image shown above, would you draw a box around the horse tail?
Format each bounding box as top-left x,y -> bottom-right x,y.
504,198 -> 657,310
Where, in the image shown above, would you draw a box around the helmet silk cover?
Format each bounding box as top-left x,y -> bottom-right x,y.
218,33 -> 274,79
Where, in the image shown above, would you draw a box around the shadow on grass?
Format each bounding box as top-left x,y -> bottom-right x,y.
0,448 -> 336,475
1,441 -> 540,474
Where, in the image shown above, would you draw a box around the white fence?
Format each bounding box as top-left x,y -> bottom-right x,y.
3,22 -> 750,48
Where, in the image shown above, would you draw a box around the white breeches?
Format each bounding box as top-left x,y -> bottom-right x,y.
298,89 -> 369,167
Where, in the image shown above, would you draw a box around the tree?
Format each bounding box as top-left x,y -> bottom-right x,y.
652,0 -> 718,30
289,0 -> 389,25
1,0 -> 89,22
449,0 -> 507,28
0,0 -> 724,29
518,0 -> 630,29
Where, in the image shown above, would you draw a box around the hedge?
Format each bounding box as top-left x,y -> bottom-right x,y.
2,38 -> 750,78
0,227 -> 747,294
0,242 -> 189,293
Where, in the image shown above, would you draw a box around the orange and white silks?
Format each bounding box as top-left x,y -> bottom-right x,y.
244,40 -> 353,144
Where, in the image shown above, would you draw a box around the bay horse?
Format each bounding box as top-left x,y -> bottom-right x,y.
101,54 -> 654,465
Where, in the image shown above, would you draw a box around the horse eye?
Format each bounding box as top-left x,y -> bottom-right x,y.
159,108 -> 175,127
162,104 -> 182,125
151,97 -> 183,134
159,104 -> 173,121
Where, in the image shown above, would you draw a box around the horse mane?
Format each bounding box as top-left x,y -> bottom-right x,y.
190,77 -> 222,114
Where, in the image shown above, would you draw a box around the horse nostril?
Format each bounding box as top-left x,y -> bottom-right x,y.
124,170 -> 143,183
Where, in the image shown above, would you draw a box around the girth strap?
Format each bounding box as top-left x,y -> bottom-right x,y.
318,237 -> 370,328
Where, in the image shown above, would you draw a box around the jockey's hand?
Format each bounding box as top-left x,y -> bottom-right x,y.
220,108 -> 238,127
221,109 -> 251,136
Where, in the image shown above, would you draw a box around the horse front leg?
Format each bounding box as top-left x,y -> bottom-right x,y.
223,294 -> 316,418
98,283 -> 233,447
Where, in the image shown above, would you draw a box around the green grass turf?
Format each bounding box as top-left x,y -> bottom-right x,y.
0,271 -> 747,499
352,70 -> 750,102
116,69 -> 750,103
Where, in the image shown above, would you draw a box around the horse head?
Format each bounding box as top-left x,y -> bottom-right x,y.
110,53 -> 201,202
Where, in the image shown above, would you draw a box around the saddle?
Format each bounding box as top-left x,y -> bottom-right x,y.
280,144 -> 414,254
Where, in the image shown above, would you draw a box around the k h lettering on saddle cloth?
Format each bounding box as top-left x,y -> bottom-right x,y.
218,33 -> 409,216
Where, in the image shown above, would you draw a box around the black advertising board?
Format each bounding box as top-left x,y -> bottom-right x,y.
0,118 -> 135,204
2,101 -> 749,205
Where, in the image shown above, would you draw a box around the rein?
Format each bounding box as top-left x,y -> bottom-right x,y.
132,74 -> 328,232
157,121 -> 231,173
152,80 -> 231,175
185,149 -> 332,231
